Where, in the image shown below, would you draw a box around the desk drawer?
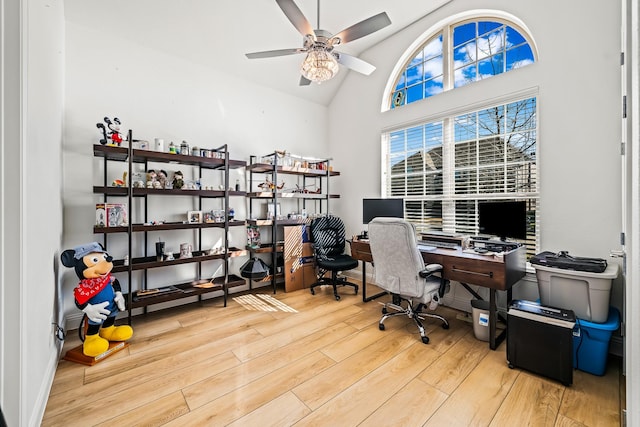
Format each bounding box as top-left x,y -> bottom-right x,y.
423,253 -> 507,290
444,257 -> 507,290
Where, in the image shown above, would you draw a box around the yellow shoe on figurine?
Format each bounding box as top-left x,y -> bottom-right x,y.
99,325 -> 133,342
83,334 -> 109,357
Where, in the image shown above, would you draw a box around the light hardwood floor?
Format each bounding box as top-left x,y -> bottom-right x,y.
42,282 -> 623,427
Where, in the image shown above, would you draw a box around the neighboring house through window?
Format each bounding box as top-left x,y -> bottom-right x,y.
382,14 -> 539,256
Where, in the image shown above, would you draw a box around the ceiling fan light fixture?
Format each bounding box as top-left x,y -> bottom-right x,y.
300,48 -> 339,83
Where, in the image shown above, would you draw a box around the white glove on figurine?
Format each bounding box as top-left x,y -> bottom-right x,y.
114,291 -> 126,311
82,301 -> 110,322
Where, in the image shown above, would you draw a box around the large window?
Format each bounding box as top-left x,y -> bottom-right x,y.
390,19 -> 534,109
383,97 -> 538,255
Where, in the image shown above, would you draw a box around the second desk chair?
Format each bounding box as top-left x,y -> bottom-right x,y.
368,217 -> 450,344
309,215 -> 359,301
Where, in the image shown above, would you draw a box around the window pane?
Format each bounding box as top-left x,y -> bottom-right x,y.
409,49 -> 423,67
478,137 -> 505,165
454,168 -> 477,194
453,22 -> 475,47
478,106 -> 504,136
478,21 -> 502,37
506,44 -> 535,70
424,75 -> 444,98
424,55 -> 443,80
406,127 -> 423,150
507,131 -> 536,161
406,64 -> 423,86
425,171 -> 443,195
506,26 -> 526,47
391,90 -> 406,109
455,141 -> 476,168
507,98 -> 537,130
454,40 -> 476,66
455,113 -> 477,141
477,28 -> 504,60
406,83 -> 424,103
423,34 -> 443,61
389,131 -> 404,152
478,53 -> 504,79
407,173 -> 425,195
478,165 -> 505,193
454,63 -> 476,87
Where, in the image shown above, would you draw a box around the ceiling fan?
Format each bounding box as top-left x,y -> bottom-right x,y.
245,0 -> 391,85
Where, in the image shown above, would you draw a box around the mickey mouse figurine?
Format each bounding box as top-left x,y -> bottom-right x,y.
61,242 -> 133,357
104,117 -> 123,146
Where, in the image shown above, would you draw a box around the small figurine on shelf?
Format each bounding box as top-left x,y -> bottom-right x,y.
156,170 -> 168,189
98,117 -> 123,146
146,170 -> 158,188
257,177 -> 285,191
60,242 -> 133,357
111,171 -> 127,187
172,170 -> 184,189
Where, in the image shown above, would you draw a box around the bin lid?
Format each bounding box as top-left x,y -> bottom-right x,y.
532,262 -> 619,279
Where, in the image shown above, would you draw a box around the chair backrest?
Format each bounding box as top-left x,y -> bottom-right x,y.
368,217 -> 426,298
310,216 -> 346,260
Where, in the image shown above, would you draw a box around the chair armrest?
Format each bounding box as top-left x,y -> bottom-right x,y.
419,263 -> 443,278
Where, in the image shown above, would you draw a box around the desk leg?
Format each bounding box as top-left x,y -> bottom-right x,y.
361,261 -> 386,303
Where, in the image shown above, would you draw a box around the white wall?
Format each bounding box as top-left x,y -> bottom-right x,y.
62,22 -> 330,321
1,0 -> 65,425
329,0 -> 624,312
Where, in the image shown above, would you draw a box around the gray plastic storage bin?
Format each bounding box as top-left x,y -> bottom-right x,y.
533,263 -> 619,323
471,299 -> 491,341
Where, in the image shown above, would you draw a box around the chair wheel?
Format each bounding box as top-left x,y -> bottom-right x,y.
335,295 -> 341,301
382,307 -> 388,314
508,363 -> 514,369
421,336 -> 430,344
379,323 -> 385,331
354,285 -> 359,294
442,323 -> 450,330
310,289 -> 315,295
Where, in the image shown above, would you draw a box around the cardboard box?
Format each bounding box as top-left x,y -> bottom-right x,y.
95,203 -> 107,227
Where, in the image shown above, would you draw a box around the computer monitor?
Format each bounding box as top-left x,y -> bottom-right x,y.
362,198 -> 404,224
478,200 -> 527,241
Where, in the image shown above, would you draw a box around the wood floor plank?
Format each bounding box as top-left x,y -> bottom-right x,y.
232,304 -> 362,362
226,391 -> 312,427
418,334 -> 490,394
182,322 -> 355,409
320,321 -> 408,362
43,328 -> 258,418
166,351 -> 335,426
94,391 -> 190,427
293,329 -> 418,410
490,372 -> 564,427
558,364 -> 620,426
554,413 -> 588,427
41,350 -> 240,426
294,343 -> 442,426
424,343 -> 520,426
359,378 -> 448,427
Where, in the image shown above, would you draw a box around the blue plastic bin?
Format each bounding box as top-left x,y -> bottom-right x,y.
573,307 -> 620,376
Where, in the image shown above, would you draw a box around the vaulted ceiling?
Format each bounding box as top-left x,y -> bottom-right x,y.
65,0 -> 450,105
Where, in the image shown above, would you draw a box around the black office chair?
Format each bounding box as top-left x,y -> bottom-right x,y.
368,217 -> 450,344
309,215 -> 359,300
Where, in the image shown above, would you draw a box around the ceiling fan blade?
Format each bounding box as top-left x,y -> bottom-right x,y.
331,12 -> 391,44
299,76 -> 312,86
276,0 -> 315,37
246,48 -> 306,59
335,52 -> 376,75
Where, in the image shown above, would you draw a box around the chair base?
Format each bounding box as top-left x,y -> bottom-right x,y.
310,270 -> 359,301
379,295 -> 449,344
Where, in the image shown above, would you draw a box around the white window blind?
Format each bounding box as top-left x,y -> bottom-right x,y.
383,97 -> 538,256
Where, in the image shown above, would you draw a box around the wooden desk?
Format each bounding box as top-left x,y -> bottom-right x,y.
348,239 -> 386,302
348,239 -> 526,350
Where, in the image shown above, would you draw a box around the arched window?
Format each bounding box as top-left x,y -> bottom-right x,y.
382,14 -> 539,256
390,19 -> 535,109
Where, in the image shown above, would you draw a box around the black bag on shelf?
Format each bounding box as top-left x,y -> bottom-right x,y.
530,250 -> 607,273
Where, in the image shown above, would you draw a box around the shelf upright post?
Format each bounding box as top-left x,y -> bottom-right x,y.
272,152 -> 278,294
126,129 -> 133,325
326,158 -> 331,215
223,144 -> 230,307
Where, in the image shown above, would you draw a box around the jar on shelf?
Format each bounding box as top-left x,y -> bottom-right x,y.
180,141 -> 189,155
191,146 -> 199,156
168,141 -> 177,154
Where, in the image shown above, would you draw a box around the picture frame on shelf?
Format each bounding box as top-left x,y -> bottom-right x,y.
188,210 -> 203,224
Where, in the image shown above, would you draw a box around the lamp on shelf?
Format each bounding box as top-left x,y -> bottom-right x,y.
240,257 -> 271,280
300,47 -> 339,84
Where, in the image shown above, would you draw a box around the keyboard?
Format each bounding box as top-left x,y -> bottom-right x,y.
420,240 -> 460,249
